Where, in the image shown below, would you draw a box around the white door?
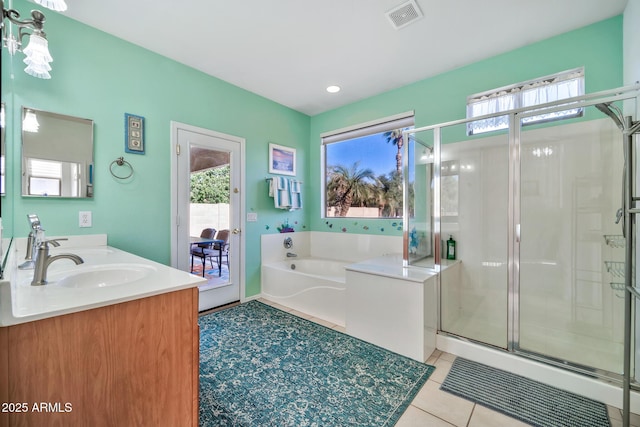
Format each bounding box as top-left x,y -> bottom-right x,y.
171,122 -> 244,311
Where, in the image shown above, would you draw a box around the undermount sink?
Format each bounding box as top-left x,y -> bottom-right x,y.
55,264 -> 156,288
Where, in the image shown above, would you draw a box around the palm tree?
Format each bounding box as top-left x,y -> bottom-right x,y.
384,128 -> 404,174
326,162 -> 376,217
376,171 -> 404,217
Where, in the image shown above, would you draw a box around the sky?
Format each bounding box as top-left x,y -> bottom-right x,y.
325,133 -> 402,177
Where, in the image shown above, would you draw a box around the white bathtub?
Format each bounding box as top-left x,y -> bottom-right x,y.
261,258 -> 347,326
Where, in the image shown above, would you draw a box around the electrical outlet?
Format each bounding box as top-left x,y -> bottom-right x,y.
79,211 -> 92,228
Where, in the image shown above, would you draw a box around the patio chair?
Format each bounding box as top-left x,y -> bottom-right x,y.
213,229 -> 230,269
190,228 -> 217,276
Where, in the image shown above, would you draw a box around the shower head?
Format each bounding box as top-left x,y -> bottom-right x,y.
408,135 -> 434,153
409,135 -> 435,163
595,102 -> 624,131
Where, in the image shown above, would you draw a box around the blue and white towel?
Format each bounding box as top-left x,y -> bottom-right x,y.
268,177 -> 302,211
290,180 -> 302,210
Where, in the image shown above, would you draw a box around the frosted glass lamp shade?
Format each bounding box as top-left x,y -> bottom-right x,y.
23,110 -> 40,133
24,59 -> 52,79
33,0 -> 68,12
23,34 -> 53,79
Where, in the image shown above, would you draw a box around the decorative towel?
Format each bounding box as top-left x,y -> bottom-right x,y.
268,178 -> 284,209
278,177 -> 291,208
268,178 -> 302,211
268,178 -> 275,197
277,176 -> 287,190
290,180 -> 302,210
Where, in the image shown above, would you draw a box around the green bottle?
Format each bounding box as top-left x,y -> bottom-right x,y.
446,235 -> 456,260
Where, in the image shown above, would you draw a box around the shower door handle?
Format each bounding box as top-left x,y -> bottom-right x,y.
515,224 -> 521,243
615,208 -> 623,224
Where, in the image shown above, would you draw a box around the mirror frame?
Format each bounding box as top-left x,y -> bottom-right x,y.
21,107 -> 94,198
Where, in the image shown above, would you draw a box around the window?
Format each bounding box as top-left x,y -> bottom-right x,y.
466,68 -> 584,135
322,113 -> 414,218
26,158 -> 63,196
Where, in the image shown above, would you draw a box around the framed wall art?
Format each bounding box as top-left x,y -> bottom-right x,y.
268,143 -> 296,176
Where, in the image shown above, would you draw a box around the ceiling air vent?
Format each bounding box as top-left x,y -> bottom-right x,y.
386,0 -> 423,30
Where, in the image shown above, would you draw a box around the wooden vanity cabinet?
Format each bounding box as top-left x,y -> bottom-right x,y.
0,287 -> 199,427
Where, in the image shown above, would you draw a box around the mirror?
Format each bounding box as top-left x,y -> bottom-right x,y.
1,103 -> 5,195
21,107 -> 94,198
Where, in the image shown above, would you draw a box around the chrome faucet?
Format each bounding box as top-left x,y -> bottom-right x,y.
18,231 -> 38,270
286,252 -> 298,258
19,214 -> 45,270
32,239 -> 84,286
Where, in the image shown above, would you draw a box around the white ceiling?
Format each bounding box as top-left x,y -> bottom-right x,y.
58,0 -> 628,116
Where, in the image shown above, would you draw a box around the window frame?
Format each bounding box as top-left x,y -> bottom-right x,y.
29,176 -> 62,196
466,68 -> 585,136
320,112 -> 415,219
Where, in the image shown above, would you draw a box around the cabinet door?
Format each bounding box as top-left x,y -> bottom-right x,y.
6,288 -> 199,427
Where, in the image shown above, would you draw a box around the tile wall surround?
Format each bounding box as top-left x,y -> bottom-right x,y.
260,231 -> 402,263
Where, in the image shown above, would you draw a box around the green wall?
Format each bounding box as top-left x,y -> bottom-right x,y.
1,0 -> 310,297
308,16 -> 623,235
1,6 -> 624,298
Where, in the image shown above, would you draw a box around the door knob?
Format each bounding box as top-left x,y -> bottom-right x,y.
232,228 -> 241,234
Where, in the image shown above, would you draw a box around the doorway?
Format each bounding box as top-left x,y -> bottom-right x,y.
170,122 -> 245,311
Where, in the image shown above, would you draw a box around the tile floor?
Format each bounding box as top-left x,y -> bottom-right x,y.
257,298 -> 638,427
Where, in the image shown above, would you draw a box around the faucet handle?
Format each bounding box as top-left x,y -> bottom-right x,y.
27,214 -> 41,231
40,238 -> 68,248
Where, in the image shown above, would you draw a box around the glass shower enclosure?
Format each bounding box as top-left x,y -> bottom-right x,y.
404,86 -> 639,382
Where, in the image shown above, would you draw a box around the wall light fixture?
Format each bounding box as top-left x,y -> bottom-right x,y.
22,109 -> 39,132
1,0 -> 67,79
33,0 -> 66,12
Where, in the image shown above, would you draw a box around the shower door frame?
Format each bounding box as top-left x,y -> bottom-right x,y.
510,91 -> 635,379
403,84 -> 640,382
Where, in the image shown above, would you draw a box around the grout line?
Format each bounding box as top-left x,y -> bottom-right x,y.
407,404 -> 458,427
466,404 -> 476,427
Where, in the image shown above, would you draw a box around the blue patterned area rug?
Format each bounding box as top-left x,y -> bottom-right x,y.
441,358 -> 611,427
199,300 -> 435,426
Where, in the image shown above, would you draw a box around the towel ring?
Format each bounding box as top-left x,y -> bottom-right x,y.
109,157 -> 134,180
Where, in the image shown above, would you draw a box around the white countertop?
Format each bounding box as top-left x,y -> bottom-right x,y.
0,234 -> 206,326
346,253 -> 438,283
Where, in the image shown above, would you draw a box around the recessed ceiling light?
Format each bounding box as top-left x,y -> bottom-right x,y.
326,85 -> 341,93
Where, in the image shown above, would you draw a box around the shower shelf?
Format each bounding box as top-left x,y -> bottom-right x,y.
604,235 -> 625,248
605,261 -> 625,278
611,282 -> 625,298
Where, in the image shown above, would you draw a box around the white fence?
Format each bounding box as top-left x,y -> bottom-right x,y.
326,207 -> 380,217
190,203 -> 230,236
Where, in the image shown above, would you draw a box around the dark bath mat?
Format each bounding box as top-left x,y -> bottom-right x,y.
441,357 -> 610,427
